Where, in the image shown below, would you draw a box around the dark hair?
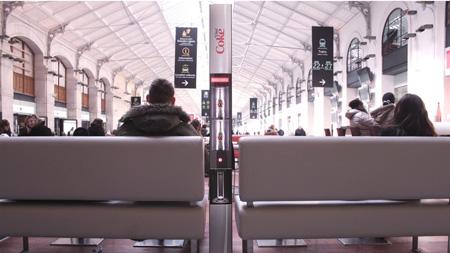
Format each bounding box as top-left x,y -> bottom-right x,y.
382,92 -> 395,106
348,98 -> 367,113
91,118 -> 104,127
0,119 -> 11,136
148,79 -> 175,104
29,125 -> 53,136
393,94 -> 436,136
190,119 -> 201,131
73,127 -> 89,136
295,128 -> 306,136
88,126 -> 105,136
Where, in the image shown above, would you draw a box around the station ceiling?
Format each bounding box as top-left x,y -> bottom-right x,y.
14,1 -> 359,116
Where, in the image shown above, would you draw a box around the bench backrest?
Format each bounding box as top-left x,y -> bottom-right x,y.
239,136 -> 450,201
0,137 -> 204,202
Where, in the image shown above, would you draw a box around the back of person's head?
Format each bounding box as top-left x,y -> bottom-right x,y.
0,119 -> 10,131
277,129 -> 284,136
29,125 -> 53,136
88,125 -> 105,136
190,119 -> 201,132
348,98 -> 367,113
394,93 -> 436,136
147,78 -> 175,104
382,92 -> 395,106
91,118 -> 103,127
73,127 -> 89,136
295,127 -> 306,136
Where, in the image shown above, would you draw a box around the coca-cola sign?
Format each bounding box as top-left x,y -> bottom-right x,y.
215,28 -> 225,54
210,5 -> 231,73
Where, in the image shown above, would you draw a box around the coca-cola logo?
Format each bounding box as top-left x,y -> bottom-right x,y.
215,28 -> 225,54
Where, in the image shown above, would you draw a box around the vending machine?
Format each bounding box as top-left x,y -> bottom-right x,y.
209,4 -> 233,253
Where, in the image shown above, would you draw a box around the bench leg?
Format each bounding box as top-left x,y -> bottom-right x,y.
21,237 -> 29,252
412,236 -> 419,252
189,239 -> 200,253
243,239 -> 253,253
448,236 -> 450,253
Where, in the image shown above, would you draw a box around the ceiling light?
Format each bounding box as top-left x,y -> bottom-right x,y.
406,10 -> 418,15
359,41 -> 367,46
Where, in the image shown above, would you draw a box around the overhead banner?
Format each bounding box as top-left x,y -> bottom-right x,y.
130,96 -> 141,107
250,98 -> 258,119
174,27 -> 197,89
312,26 -> 333,88
201,90 -> 210,118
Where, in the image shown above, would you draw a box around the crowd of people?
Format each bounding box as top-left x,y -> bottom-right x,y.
0,79 -> 439,139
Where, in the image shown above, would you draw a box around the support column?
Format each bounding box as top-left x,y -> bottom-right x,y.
66,68 -> 81,125
35,55 -> 54,130
89,84 -> 99,121
105,87 -> 114,132
0,41 -> 14,123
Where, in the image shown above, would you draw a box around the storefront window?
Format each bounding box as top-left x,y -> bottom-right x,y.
54,58 -> 67,104
11,38 -> 34,97
347,38 -> 362,72
80,70 -> 89,110
382,8 -> 408,56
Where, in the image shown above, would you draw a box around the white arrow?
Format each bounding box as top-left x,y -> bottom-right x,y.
319,79 -> 326,86
181,80 -> 189,86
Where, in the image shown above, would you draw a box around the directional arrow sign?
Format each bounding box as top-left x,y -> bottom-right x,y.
182,80 -> 189,86
312,26 -> 333,88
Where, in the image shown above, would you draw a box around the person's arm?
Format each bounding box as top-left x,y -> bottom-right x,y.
358,112 -> 378,127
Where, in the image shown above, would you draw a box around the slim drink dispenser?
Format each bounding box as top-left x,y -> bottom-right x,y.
209,4 -> 233,252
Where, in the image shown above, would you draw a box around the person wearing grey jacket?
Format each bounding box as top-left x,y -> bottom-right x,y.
370,92 -> 395,127
117,79 -> 198,136
345,98 -> 377,136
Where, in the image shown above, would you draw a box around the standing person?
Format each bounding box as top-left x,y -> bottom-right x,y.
381,94 -> 437,136
0,119 -> 12,136
117,78 -> 198,136
345,98 -> 377,135
88,118 -> 106,136
371,92 -> 396,127
19,115 -> 39,136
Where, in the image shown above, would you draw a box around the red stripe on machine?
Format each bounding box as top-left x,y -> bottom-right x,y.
211,77 -> 230,83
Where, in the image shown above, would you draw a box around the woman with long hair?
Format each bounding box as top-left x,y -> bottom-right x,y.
381,94 -> 436,136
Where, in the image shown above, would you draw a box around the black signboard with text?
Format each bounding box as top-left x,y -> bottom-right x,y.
250,98 -> 257,119
175,27 -> 197,89
201,90 -> 210,118
237,112 -> 242,126
131,96 -> 141,107
312,26 -> 333,88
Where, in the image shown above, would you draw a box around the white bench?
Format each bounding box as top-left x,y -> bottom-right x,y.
235,136 -> 450,253
0,137 -> 206,253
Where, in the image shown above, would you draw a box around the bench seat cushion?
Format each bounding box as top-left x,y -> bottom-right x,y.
0,198 -> 206,239
235,196 -> 450,239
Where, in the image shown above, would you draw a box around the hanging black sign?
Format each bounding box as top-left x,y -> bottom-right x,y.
237,112 -> 242,126
201,90 -> 210,118
312,26 -> 333,88
174,27 -> 197,89
250,98 -> 257,119
130,96 -> 141,107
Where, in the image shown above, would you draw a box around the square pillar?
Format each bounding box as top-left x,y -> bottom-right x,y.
0,43 -> 14,123
35,55 -> 54,130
